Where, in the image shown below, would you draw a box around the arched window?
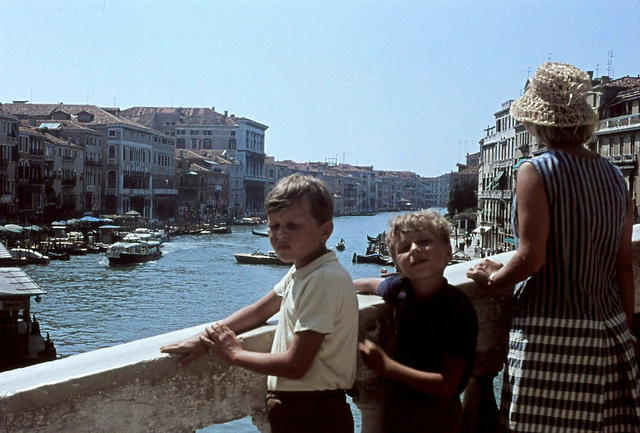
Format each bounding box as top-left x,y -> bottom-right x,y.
108,145 -> 116,159
107,170 -> 117,188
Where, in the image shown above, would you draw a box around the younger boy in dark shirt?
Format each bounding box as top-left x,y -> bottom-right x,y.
355,210 -> 478,433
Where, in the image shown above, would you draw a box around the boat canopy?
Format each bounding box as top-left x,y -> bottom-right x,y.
0,267 -> 46,297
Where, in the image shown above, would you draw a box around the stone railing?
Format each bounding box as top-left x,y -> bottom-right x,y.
2,226 -> 640,433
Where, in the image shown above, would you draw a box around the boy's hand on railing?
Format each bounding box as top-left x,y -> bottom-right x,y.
160,332 -> 209,367
359,339 -> 390,375
202,323 -> 243,363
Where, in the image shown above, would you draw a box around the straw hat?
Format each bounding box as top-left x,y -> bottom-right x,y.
510,62 -> 598,127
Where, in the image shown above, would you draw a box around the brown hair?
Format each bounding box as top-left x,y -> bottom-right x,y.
386,210 -> 451,263
265,174 -> 334,224
524,122 -> 595,148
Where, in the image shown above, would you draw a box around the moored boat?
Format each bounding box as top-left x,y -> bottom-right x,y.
1,267 -> 56,372
9,248 -> 50,265
251,229 -> 269,237
352,252 -> 394,266
211,225 -> 232,234
106,241 -> 162,266
233,251 -> 290,266
335,239 -> 346,251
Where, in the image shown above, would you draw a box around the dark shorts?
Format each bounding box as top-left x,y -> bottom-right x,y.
266,389 -> 354,433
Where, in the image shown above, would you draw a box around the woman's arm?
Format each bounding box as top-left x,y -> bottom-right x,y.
467,162 -> 549,288
615,198 -> 635,330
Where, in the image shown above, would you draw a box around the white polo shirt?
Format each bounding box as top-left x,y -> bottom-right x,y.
267,251 -> 358,391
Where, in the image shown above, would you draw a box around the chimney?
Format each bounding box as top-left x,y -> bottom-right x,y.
224,110 -> 228,117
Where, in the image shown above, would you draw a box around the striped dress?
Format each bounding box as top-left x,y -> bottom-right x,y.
505,150 -> 640,432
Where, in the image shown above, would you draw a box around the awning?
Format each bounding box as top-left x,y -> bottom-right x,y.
489,170 -> 505,189
504,237 -> 517,245
513,158 -> 530,170
472,225 -> 492,234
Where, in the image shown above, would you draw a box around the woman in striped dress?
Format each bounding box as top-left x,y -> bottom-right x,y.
467,62 -> 640,432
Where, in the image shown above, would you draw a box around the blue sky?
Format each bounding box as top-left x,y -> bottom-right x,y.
2,0 -> 639,177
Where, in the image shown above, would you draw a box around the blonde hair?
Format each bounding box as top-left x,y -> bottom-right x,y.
386,210 -> 451,263
265,174 -> 333,224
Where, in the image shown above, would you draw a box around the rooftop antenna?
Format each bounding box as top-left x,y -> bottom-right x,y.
607,50 -> 615,77
547,52 -> 553,62
595,64 -> 600,77
113,96 -> 116,107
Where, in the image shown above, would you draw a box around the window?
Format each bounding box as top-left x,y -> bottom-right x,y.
108,130 -> 116,137
191,130 -> 198,135
631,135 -> 636,154
177,130 -> 185,135
191,138 -> 197,148
177,138 -> 185,148
203,138 -> 212,149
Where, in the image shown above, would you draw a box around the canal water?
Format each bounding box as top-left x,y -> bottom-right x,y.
27,211 -> 414,432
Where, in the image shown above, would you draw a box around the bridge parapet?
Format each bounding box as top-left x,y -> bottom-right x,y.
1,227 -> 639,433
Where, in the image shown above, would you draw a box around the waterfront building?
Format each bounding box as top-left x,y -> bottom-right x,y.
39,130 -> 85,219
15,126 -> 45,223
174,149 -> 231,224
592,76 -> 640,219
477,99 -> 530,253
448,152 -> 480,215
435,172 -> 451,208
0,112 -> 18,223
122,107 -> 268,216
34,120 -> 103,217
2,103 -> 177,220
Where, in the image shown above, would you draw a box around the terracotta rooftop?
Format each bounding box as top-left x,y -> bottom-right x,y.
2,103 -> 157,133
600,76 -> 640,89
122,106 -> 239,127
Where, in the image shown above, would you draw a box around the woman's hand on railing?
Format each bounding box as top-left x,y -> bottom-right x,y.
466,259 -> 503,287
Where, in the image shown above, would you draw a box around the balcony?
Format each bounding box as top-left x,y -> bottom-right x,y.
152,188 -> 178,195
85,159 -> 102,167
597,113 -> 640,133
478,189 -> 513,200
85,185 -> 96,193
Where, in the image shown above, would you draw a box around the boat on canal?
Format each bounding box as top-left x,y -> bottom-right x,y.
233,251 -> 290,266
106,241 -> 162,266
352,252 -> 394,266
0,267 -> 56,372
9,248 -> 50,265
251,229 -> 269,237
335,238 -> 346,251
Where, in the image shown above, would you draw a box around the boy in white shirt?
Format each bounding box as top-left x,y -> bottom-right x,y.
161,174 -> 358,433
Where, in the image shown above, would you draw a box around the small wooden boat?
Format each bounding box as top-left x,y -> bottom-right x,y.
211,225 -> 232,234
251,229 -> 269,237
352,252 -> 394,266
335,239 -> 346,251
233,252 -> 290,266
9,248 -> 50,265
47,250 -> 70,261
0,267 -> 56,372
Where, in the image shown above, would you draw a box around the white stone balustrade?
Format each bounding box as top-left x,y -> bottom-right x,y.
2,226 -> 639,433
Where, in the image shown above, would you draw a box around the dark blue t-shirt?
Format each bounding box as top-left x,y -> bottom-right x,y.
377,275 -> 478,398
